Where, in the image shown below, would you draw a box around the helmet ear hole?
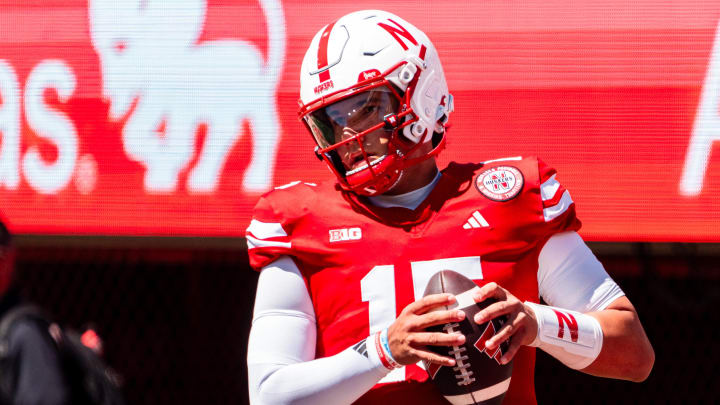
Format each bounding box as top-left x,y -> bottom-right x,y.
402,122 -> 426,144
398,63 -> 417,85
412,123 -> 426,138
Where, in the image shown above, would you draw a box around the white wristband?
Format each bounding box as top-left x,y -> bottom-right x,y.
524,302 -> 603,370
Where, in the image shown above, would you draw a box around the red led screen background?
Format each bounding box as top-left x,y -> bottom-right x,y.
1,0 -> 719,241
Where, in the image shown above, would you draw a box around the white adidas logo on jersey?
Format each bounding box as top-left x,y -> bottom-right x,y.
463,211 -> 489,229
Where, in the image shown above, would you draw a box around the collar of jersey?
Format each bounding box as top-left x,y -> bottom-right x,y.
367,171 -> 442,210
341,166 -> 465,228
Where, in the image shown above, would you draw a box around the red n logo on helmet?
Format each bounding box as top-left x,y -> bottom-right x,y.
377,19 -> 418,51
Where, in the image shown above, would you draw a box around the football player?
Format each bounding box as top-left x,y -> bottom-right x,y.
246,10 -> 654,404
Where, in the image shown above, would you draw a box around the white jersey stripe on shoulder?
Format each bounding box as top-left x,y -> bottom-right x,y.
540,174 -> 560,201
246,235 -> 292,250
543,190 -> 574,222
482,156 -> 522,164
443,377 -> 511,404
247,219 -> 288,239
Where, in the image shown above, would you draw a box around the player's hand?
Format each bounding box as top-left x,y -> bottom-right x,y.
387,293 -> 466,367
472,282 -> 538,365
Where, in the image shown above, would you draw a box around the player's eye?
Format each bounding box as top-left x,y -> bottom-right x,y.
364,105 -> 379,114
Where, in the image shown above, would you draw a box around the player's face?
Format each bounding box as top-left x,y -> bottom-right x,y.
305,88 -> 400,172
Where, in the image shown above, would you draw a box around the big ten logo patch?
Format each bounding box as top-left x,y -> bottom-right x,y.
329,227 -> 362,242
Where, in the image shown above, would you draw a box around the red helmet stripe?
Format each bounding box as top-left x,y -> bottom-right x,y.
317,21 -> 336,83
419,44 -> 427,60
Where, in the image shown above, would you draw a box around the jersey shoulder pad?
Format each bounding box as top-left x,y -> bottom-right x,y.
246,181 -> 323,270
525,156 -> 581,234
474,156 -> 581,234
475,156 -> 561,200
468,156 -> 535,203
528,157 -> 575,222
256,180 -> 322,221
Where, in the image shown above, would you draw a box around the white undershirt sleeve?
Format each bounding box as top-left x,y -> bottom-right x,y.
537,231 -> 625,312
247,256 -> 390,405
530,231 -> 624,369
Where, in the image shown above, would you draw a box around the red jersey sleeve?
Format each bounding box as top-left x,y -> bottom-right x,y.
246,182 -> 320,271
246,194 -> 294,270
531,157 -> 582,238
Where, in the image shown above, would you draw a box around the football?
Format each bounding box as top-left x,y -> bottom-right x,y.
422,270 -> 513,405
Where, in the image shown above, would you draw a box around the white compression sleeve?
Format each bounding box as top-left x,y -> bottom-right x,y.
247,256 -> 390,405
538,231 -> 625,312
531,231 -> 625,369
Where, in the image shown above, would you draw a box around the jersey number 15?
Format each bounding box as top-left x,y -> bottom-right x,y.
360,256 -> 483,383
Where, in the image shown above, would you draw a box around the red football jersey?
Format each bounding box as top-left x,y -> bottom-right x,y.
247,157 -> 581,405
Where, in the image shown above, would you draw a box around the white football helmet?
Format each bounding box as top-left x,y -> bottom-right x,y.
298,10 -> 453,195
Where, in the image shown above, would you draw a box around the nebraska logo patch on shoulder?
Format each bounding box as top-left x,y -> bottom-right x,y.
475,166 -> 524,202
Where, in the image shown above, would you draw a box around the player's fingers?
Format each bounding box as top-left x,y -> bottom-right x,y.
412,309 -> 465,329
414,294 -> 457,315
408,347 -> 456,367
408,331 -> 465,347
484,313 -> 520,351
474,299 -> 518,325
472,282 -> 506,303
403,293 -> 456,315
498,333 -> 524,365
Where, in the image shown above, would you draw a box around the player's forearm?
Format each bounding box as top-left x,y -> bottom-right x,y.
524,297 -> 653,381
583,300 -> 655,382
248,258 -> 394,404
248,337 -> 390,405
535,232 -> 653,381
